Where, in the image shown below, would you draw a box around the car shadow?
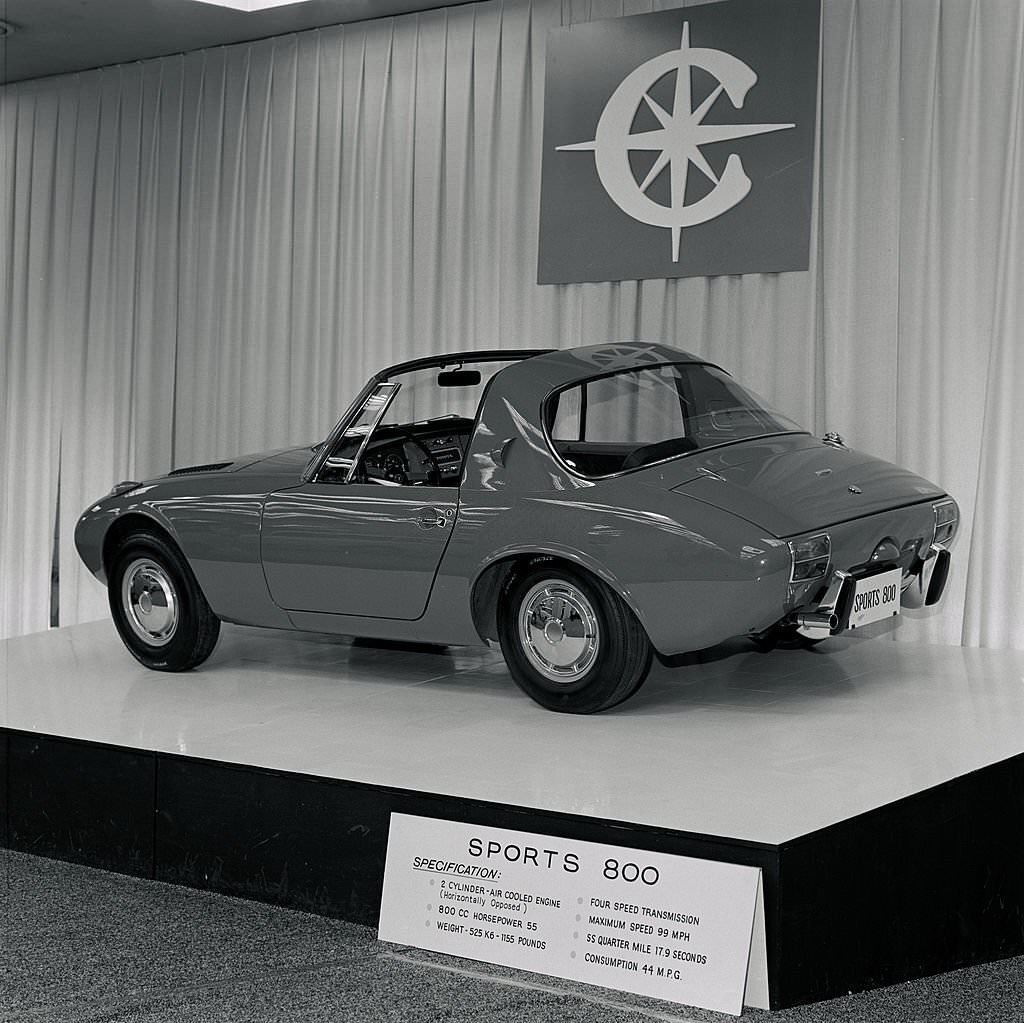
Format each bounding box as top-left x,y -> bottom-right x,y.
623,636 -> 861,714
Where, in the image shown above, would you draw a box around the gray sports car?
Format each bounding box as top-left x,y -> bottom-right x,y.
76,342 -> 958,713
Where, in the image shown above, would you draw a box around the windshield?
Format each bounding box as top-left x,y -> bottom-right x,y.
319,358 -> 514,486
544,362 -> 804,478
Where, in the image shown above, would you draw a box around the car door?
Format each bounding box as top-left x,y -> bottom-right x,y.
260,481 -> 457,620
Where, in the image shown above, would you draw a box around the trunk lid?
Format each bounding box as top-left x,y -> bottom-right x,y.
660,434 -> 944,537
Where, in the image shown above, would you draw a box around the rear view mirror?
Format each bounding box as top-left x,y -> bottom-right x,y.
438,369 -> 481,387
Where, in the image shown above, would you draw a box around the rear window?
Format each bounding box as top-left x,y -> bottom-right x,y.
545,362 -> 803,478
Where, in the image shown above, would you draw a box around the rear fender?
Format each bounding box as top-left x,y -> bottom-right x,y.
470,544 -> 645,645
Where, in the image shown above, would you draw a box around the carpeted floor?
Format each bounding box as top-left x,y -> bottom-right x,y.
3,851 -> 1023,1023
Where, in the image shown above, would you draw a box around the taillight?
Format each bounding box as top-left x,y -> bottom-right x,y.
788,533 -> 832,584
932,499 -> 959,547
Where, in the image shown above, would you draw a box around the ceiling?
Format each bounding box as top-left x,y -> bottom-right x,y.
0,0 -> 471,85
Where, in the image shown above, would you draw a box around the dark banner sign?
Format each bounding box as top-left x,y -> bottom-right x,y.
538,0 -> 820,284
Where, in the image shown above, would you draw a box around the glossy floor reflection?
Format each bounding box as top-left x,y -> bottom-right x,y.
4,620 -> 1024,844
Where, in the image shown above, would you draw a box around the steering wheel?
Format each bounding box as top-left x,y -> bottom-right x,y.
358,431 -> 444,486
401,431 -> 445,485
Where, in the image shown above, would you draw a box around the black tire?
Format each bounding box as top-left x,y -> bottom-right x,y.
497,563 -> 653,713
108,530 -> 220,671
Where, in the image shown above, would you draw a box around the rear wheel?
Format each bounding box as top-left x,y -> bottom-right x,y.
108,531 -> 220,671
497,564 -> 652,713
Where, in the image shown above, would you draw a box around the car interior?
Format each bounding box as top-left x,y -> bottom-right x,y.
317,363 -> 495,487
353,417 -> 475,486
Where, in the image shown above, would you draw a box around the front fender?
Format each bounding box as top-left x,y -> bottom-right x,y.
76,477 -> 290,629
75,492 -> 182,585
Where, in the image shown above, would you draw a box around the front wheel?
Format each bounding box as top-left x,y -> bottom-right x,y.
108,531 -> 220,671
497,565 -> 652,713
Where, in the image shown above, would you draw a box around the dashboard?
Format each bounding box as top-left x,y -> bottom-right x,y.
358,418 -> 474,486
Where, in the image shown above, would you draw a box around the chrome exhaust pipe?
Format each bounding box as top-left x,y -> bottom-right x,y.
794,612 -> 838,639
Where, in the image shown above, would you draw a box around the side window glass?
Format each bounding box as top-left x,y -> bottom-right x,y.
545,362 -> 802,478
582,367 -> 687,444
551,385 -> 582,441
549,367 -> 687,446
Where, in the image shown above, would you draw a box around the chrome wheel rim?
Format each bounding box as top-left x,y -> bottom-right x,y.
518,579 -> 600,685
121,558 -> 178,647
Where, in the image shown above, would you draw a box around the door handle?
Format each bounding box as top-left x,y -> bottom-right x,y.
416,507 -> 449,529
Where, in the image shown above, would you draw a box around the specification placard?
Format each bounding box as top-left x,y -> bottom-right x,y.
378,813 -> 767,1015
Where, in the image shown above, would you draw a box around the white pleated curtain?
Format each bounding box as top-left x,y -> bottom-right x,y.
1,0 -> 1022,648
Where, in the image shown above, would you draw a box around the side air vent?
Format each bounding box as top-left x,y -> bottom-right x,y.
168,461 -> 233,476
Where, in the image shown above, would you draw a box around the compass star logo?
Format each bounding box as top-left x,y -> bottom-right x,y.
557,24 -> 795,262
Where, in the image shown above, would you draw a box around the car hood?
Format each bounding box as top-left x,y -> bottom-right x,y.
162,445 -> 316,484
660,434 -> 945,537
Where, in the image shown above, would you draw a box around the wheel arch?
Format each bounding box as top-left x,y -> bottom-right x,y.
102,512 -> 182,580
469,547 -> 651,647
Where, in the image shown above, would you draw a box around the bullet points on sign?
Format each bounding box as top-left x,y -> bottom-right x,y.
570,951 -> 577,959
575,914 -> 581,921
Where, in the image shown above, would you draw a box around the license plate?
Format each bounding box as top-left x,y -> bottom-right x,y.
848,567 -> 902,629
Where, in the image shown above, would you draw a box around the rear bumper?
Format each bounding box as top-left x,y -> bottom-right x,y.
796,543 -> 952,640
899,544 -> 952,609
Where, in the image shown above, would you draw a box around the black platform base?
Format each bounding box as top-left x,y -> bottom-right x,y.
4,725 -> 1024,1010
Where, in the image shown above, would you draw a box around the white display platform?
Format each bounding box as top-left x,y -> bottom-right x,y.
4,619 -> 1023,845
